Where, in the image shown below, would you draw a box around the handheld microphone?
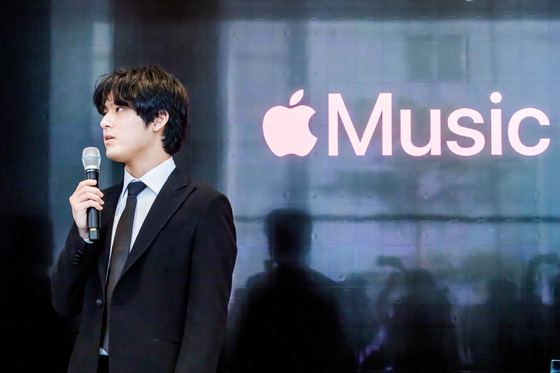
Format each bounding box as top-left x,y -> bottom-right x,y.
82,147 -> 102,241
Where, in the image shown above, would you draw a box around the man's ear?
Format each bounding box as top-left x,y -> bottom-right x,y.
152,110 -> 169,132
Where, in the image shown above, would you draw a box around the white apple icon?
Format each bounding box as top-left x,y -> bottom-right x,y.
262,89 -> 317,157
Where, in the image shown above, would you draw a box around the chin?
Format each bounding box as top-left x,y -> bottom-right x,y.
105,149 -> 124,163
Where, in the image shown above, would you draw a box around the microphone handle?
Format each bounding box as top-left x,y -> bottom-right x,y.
85,168 -> 100,241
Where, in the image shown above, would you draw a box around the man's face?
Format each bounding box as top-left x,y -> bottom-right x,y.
100,98 -> 154,166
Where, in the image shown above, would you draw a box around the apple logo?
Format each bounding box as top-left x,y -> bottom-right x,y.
262,89 -> 317,157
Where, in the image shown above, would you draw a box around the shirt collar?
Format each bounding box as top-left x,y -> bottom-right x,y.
122,157 -> 176,197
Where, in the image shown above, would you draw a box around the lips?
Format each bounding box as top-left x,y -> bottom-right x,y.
104,134 -> 115,143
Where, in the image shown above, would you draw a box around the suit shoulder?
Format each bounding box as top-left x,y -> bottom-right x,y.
188,175 -> 229,201
99,183 -> 123,204
101,183 -> 122,195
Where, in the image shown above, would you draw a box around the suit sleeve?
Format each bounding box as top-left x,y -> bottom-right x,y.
51,223 -> 100,317
174,193 -> 237,373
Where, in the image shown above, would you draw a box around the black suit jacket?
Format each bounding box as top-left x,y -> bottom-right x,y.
52,168 -> 237,373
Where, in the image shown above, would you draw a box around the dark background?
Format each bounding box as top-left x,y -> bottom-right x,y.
3,1 -> 560,371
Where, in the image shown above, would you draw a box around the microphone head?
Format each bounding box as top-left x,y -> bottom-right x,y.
82,147 -> 101,170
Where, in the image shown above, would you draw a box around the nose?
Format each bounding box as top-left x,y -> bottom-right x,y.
100,113 -> 112,128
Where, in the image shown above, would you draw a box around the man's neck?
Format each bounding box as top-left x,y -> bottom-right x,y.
125,153 -> 171,179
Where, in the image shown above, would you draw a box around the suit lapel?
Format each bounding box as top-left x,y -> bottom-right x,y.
97,182 -> 122,288
121,168 -> 196,275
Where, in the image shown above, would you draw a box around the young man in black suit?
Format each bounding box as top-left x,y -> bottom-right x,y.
52,65 -> 237,373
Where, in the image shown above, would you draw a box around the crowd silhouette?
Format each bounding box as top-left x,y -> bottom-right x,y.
221,209 -> 560,373
4,211 -> 558,372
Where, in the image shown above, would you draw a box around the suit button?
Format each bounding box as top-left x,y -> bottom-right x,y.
96,299 -> 103,308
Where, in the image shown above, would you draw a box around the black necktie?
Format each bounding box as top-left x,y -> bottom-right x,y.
102,180 -> 147,352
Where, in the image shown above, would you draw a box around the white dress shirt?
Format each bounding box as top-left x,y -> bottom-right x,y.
110,156 -> 176,253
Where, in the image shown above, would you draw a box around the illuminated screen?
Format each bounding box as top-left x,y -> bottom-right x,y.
215,4 -> 560,372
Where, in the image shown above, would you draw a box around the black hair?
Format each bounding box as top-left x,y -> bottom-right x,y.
264,209 -> 312,264
93,64 -> 189,155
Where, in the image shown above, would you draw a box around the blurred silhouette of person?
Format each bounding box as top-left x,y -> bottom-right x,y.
551,271 -> 560,356
337,273 -> 380,369
360,256 -> 407,370
517,253 -> 559,371
228,209 -> 346,372
387,268 -> 460,372
0,214 -> 75,371
460,277 -> 523,371
362,256 -> 460,372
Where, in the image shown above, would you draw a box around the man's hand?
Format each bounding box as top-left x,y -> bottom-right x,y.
69,179 -> 104,241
